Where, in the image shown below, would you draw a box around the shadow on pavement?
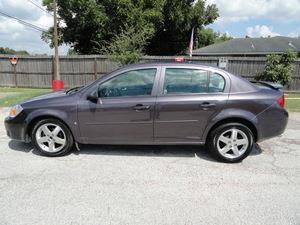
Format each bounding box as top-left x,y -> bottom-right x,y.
8,140 -> 33,153
8,140 -> 262,162
250,143 -> 263,156
76,144 -> 214,160
8,140 -> 43,156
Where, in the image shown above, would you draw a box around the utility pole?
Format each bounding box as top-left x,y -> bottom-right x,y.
52,0 -> 63,90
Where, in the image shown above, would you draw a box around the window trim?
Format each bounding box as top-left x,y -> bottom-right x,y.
96,67 -> 160,99
159,67 -> 227,96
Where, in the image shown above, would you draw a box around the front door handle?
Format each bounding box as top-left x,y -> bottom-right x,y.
133,104 -> 151,111
200,102 -> 216,109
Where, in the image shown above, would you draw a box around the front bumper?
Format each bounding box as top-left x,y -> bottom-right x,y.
4,113 -> 30,142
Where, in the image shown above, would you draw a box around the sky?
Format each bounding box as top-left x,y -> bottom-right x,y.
0,0 -> 68,55
206,0 -> 300,38
0,0 -> 300,55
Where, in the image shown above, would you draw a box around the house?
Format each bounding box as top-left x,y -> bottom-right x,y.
193,36 -> 300,57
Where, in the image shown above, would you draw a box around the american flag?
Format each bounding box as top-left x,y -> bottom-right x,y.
188,28 -> 194,57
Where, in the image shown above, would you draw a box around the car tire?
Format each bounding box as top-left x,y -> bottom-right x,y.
31,118 -> 74,157
207,123 -> 254,163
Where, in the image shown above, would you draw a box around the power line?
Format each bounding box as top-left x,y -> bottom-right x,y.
0,10 -> 47,32
26,0 -> 53,16
0,11 -> 46,32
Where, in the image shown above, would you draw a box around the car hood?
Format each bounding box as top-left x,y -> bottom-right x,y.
22,91 -> 67,104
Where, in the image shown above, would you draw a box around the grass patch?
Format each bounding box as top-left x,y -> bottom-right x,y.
0,87 -> 51,107
284,93 -> 300,112
285,93 -> 300,99
286,99 -> 300,112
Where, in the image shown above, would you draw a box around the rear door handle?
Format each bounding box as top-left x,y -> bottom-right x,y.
133,104 -> 151,111
200,102 -> 216,109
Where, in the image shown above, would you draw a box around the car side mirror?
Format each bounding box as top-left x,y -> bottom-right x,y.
87,91 -> 98,103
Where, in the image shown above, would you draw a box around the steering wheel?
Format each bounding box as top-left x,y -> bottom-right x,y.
103,88 -> 121,97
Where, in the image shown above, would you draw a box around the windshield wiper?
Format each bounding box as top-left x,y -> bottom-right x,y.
66,86 -> 84,94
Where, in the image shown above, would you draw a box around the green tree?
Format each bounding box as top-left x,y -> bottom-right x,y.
196,28 -> 232,48
0,47 -> 29,55
103,26 -> 152,65
42,0 -> 218,55
255,49 -> 297,86
215,33 -> 233,44
67,48 -> 78,56
43,0 -> 164,54
41,27 -> 64,48
146,0 -> 219,55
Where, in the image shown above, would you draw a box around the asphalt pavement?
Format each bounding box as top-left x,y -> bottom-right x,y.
0,107 -> 299,225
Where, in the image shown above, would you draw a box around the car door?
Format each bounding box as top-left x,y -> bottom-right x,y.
77,67 -> 161,144
154,66 -> 230,143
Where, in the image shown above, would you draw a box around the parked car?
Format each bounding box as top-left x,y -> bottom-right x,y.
4,62 -> 288,163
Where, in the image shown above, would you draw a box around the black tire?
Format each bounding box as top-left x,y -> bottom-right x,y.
31,118 -> 74,157
207,123 -> 254,163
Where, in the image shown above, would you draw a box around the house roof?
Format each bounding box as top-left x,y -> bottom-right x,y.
193,36 -> 300,56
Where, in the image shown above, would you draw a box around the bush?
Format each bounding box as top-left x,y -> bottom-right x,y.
255,49 -> 297,86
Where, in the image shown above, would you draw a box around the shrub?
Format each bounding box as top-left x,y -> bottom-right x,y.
255,49 -> 297,86
103,26 -> 153,66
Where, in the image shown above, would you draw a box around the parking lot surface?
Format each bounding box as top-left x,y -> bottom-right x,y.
0,107 -> 299,225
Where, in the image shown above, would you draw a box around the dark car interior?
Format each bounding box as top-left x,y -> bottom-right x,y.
98,84 -> 153,97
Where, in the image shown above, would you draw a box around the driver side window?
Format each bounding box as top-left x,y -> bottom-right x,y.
98,69 -> 157,98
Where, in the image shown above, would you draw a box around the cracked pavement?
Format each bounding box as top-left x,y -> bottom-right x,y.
0,107 -> 299,225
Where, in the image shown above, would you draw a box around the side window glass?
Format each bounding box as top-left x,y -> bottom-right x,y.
163,68 -> 209,94
98,69 -> 157,98
209,73 -> 225,93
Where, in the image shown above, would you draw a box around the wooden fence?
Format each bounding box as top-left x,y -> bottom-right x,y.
1,55 -> 300,90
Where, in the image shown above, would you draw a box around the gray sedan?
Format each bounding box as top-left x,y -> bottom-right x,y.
4,62 -> 288,163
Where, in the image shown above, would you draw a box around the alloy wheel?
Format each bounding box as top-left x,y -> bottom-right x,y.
216,128 -> 249,159
35,123 -> 66,153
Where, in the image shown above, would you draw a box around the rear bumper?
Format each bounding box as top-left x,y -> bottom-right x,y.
254,106 -> 289,142
4,114 -> 30,143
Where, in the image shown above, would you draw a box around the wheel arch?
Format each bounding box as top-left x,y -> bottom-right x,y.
205,117 -> 258,143
26,115 -> 74,139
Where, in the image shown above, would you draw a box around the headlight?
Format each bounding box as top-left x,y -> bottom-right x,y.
9,105 -> 23,118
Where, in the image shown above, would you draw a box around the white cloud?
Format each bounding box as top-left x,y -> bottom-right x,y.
1,0 -> 43,21
289,27 -> 300,37
35,14 -> 53,28
0,19 -> 24,34
224,31 -> 232,37
0,0 -> 69,55
246,25 -> 280,38
206,0 -> 300,24
12,32 -> 21,40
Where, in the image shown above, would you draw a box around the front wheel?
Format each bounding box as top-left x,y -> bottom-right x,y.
207,123 -> 254,163
31,119 -> 74,156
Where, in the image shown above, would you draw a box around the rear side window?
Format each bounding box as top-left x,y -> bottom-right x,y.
209,73 -> 225,93
98,69 -> 157,98
163,68 -> 226,95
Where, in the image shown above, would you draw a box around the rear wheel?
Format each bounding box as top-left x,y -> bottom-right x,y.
31,119 -> 74,156
208,123 -> 254,163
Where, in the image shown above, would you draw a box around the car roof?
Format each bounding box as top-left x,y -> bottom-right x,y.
120,61 -> 221,72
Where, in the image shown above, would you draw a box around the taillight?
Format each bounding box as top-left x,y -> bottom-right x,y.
277,95 -> 285,108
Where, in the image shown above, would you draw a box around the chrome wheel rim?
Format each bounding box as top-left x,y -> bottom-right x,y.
217,128 -> 249,159
36,123 -> 66,153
